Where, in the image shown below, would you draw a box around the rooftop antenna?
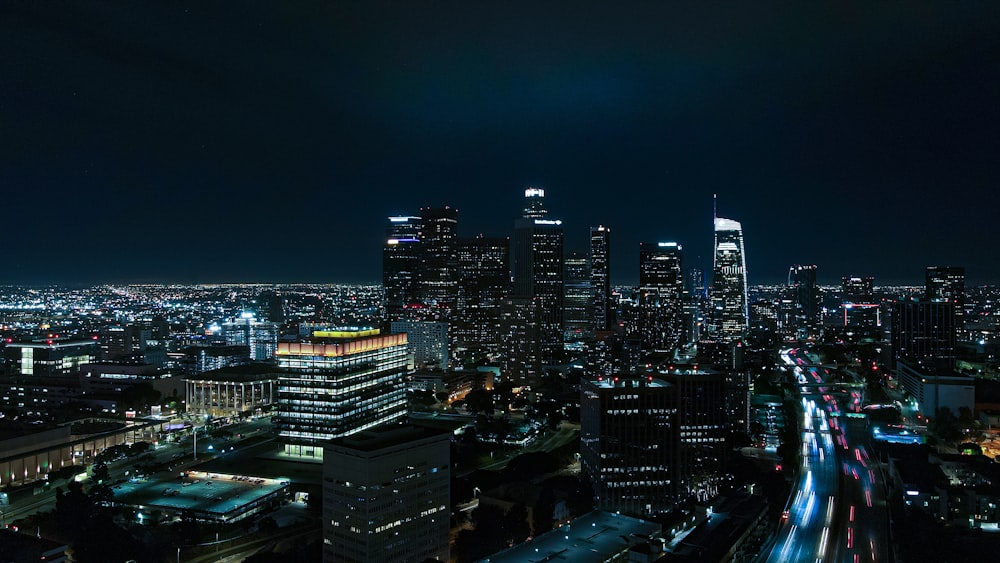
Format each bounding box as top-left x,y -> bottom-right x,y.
713,193 -> 717,220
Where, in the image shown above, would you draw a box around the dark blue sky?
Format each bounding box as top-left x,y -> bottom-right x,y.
2,2 -> 998,286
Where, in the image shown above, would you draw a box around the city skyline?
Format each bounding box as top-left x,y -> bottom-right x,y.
3,3 -> 999,286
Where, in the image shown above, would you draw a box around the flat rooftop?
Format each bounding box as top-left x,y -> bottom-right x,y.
480,510 -> 661,563
111,469 -> 288,520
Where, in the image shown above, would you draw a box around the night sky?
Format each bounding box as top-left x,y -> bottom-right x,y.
3,2 -> 999,286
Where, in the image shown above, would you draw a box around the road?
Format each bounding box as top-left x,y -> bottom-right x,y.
761,348 -> 891,563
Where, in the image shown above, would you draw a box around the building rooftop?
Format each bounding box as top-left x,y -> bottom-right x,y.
184,362 -> 280,383
480,510 -> 661,563
327,424 -> 448,453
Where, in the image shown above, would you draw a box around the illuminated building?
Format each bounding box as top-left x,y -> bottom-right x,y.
590,225 -> 612,331
322,426 -> 450,563
710,217 -> 748,342
183,363 -> 278,418
564,253 -> 593,347
418,206 -> 459,308
896,359 -> 973,419
390,320 -> 448,369
926,266 -> 965,329
273,329 -> 408,459
580,367 -> 726,516
638,242 -> 684,353
498,297 -> 540,383
788,264 -> 821,338
891,297 -> 956,371
383,215 -> 422,320
513,188 -> 564,366
4,339 -> 96,377
223,313 -> 278,362
454,235 -> 510,359
580,375 -> 678,515
842,275 -> 875,303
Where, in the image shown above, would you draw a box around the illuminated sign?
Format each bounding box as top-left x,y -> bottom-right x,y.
313,329 -> 381,339
534,219 -> 562,226
525,188 -> 545,198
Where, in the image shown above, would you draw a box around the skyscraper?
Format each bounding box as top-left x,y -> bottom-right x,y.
564,253 -> 593,346
513,188 -> 564,366
926,266 -> 965,329
273,329 -> 408,459
788,264 -> 821,338
590,225 -> 612,332
454,235 -> 511,359
891,298 -> 956,371
638,242 -> 685,353
383,215 -> 422,320
710,217 -> 748,342
418,207 -> 459,308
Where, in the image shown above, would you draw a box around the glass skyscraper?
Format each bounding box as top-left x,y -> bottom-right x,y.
711,217 -> 748,342
638,242 -> 684,353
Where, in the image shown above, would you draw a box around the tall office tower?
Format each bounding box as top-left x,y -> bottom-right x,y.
891,298 -> 956,371
842,275 -> 875,303
99,324 -> 152,360
322,426 -> 450,563
788,264 -> 821,338
273,329 -> 408,459
383,215 -> 422,320
926,266 -> 966,329
564,253 -> 593,346
498,297 -> 540,383
711,217 -> 748,342
454,235 -> 511,359
513,188 -> 564,366
638,242 -> 685,353
662,367 -> 728,500
223,313 -> 278,361
580,375 -> 678,515
418,207 -> 459,309
590,226 -> 613,332
390,320 -> 449,370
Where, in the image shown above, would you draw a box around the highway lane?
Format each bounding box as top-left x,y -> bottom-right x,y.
762,349 -> 892,563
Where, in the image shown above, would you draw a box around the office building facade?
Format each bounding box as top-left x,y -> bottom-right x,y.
383,215 -> 422,320
322,426 -> 450,563
590,225 -> 613,332
273,330 -> 408,458
638,242 -> 685,353
926,266 -> 965,330
710,217 -> 748,342
513,188 -> 564,366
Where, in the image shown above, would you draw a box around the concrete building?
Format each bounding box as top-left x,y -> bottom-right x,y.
390,320 -> 448,369
183,363 -> 278,418
322,425 -> 450,563
897,359 -> 975,418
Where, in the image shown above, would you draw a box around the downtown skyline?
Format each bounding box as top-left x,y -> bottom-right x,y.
3,3 -> 999,286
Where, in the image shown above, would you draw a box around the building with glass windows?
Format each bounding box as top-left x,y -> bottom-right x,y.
322,425 -> 450,563
638,242 -> 684,353
710,217 -> 748,343
383,215 -> 423,320
273,329 -> 408,459
590,225 -> 612,332
513,188 -> 564,367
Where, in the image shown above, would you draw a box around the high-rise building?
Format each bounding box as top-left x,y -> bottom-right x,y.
322,425 -> 450,563
273,329 -> 408,459
710,217 -> 748,342
223,313 -> 279,362
926,266 -> 965,329
454,235 -> 511,359
563,253 -> 593,346
580,367 -> 727,516
418,206 -> 459,309
842,276 -> 875,303
513,188 -> 564,366
638,242 -> 684,353
580,375 -> 678,516
498,297 -> 540,383
383,215 -> 422,320
4,339 -> 97,377
257,290 -> 286,324
390,320 -> 449,370
788,264 -> 821,338
891,298 -> 956,371
590,226 -> 612,332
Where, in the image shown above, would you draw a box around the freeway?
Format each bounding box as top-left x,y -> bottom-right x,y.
762,349 -> 891,563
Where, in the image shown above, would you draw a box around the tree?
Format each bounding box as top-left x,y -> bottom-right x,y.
55,481 -> 92,539
465,389 -> 494,415
92,459 -> 109,483
502,503 -> 530,545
